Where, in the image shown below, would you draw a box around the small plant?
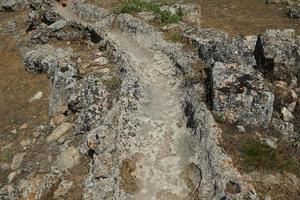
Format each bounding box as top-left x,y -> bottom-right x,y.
115,0 -> 183,24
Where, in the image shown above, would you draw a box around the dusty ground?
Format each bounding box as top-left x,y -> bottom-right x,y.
0,11 -> 49,133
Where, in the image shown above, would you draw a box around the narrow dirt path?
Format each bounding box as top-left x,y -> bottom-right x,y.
54,2 -> 197,198
108,31 -> 195,199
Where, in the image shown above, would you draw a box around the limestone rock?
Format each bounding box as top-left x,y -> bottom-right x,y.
48,20 -> 67,32
290,6 -> 300,19
263,29 -> 300,81
260,136 -> 278,149
24,45 -> 79,116
53,146 -> 80,171
212,62 -> 274,127
281,107 -> 294,121
272,118 -> 295,136
10,152 -> 26,170
28,91 -> 43,103
46,122 -> 72,143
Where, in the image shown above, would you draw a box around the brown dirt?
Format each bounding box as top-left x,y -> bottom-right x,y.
196,0 -> 300,36
0,10 -> 49,188
0,11 -> 49,133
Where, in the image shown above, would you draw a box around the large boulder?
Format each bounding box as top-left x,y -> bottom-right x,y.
262,29 -> 300,81
23,45 -> 79,116
212,62 -> 274,127
183,27 -> 256,66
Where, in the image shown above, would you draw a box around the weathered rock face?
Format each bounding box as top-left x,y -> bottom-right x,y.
262,29 -> 300,81
24,45 -> 79,116
290,6 -> 300,19
183,27 -> 256,66
71,75 -> 110,134
212,62 -> 274,127
267,0 -> 300,6
0,0 -> 27,12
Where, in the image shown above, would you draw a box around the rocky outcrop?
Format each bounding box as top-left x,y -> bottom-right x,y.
212,62 -> 274,127
262,29 -> 300,81
24,45 -> 79,116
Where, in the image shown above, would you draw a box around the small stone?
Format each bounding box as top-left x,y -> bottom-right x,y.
20,139 -> 31,148
7,171 -> 16,183
11,129 -> 17,134
28,91 -> 43,103
48,155 -> 52,163
291,90 -> 298,100
281,107 -> 294,122
272,118 -> 294,136
287,101 -> 297,113
32,131 -> 41,138
46,122 -> 72,143
19,123 -> 28,129
53,146 -> 80,170
260,136 -> 278,149
236,125 -> 245,133
11,153 -> 26,170
50,114 -> 65,126
77,58 -> 83,64
95,51 -> 103,57
265,195 -> 272,200
48,20 -> 67,32
94,57 -> 108,65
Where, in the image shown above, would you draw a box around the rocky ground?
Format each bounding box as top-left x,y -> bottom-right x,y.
0,0 -> 300,200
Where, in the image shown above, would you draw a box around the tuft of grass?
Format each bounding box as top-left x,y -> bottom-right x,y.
240,140 -> 298,172
114,0 -> 182,24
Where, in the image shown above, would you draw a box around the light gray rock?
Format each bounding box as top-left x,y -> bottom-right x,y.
10,153 -> 26,170
24,45 -> 79,116
46,122 -> 72,143
262,29 -> 300,81
236,125 -> 246,133
7,171 -> 17,183
53,146 -> 80,171
281,107 -> 294,121
287,101 -> 297,112
48,20 -> 67,32
272,118 -> 295,136
212,62 -> 274,127
290,6 -> 300,19
260,136 -> 278,149
0,0 -> 27,12
28,91 -> 43,103
94,57 -> 108,65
